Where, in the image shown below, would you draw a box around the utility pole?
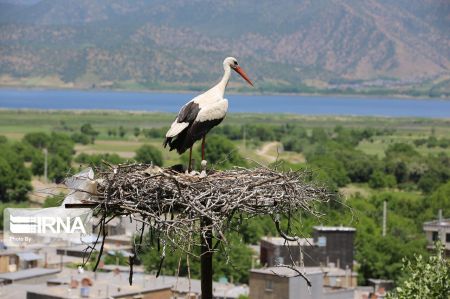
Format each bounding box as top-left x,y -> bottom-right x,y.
43,148 -> 48,183
200,217 -> 213,299
438,209 -> 443,244
382,200 -> 387,237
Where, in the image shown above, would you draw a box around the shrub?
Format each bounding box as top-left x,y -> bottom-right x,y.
135,144 -> 163,166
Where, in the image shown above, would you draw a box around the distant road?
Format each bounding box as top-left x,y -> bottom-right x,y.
256,142 -> 281,163
0,89 -> 449,118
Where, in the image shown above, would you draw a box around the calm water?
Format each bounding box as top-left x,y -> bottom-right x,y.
0,89 -> 449,118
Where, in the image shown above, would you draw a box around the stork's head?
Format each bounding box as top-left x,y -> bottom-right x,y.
223,57 -> 253,86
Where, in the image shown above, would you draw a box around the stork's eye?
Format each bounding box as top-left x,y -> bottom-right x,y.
234,61 -> 238,66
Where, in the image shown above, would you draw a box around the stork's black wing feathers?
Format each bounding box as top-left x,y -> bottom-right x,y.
164,101 -> 201,150
169,117 -> 224,154
177,101 -> 200,123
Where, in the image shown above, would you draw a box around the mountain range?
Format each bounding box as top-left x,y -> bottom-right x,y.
0,0 -> 449,96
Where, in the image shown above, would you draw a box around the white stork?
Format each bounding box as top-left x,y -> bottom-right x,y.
164,57 -> 253,171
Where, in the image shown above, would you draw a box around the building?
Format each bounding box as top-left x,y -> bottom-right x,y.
0,249 -> 43,273
0,266 -> 248,299
260,237 -> 312,267
423,217 -> 450,256
36,247 -> 83,269
260,226 -> 356,270
249,266 -> 355,299
368,279 -> 394,297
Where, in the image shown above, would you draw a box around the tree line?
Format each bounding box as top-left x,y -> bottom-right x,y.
0,121 -> 449,287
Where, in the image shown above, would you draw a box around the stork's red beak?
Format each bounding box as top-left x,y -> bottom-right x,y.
233,66 -> 253,86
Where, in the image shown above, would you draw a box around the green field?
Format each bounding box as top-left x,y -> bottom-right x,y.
1,109 -> 449,136
357,134 -> 450,158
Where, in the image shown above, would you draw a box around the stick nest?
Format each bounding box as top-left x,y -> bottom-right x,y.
68,163 -> 331,282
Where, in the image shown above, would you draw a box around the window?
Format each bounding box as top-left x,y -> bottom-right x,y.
446,233 -> 450,243
275,257 -> 284,265
265,280 -> 273,291
318,236 -> 327,247
432,231 -> 439,241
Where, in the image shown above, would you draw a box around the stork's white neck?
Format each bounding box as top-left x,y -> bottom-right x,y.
216,63 -> 232,97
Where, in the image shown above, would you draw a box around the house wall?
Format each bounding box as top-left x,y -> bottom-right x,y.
260,239 -> 306,267
260,240 -> 275,266
260,229 -> 355,270
0,256 -> 10,273
56,248 -> 87,258
423,226 -> 450,255
323,275 -> 357,289
288,272 -> 323,299
0,254 -> 18,273
312,230 -> 355,270
249,272 -> 289,299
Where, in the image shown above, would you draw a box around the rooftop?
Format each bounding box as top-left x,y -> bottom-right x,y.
57,243 -> 132,254
27,269 -> 248,299
160,275 -> 248,298
423,218 -> 450,228
41,270 -> 174,299
0,268 -> 60,282
313,225 -> 356,232
98,264 -> 145,273
28,281 -> 171,299
16,252 -> 43,261
251,266 -> 322,276
0,283 -> 35,299
368,278 -> 395,284
261,236 -> 314,246
0,248 -> 42,257
251,266 -> 357,277
105,234 -> 133,243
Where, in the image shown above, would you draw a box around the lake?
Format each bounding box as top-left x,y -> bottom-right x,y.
0,89 -> 449,118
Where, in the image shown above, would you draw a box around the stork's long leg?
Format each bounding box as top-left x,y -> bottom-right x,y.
201,135 -> 206,161
188,146 -> 193,172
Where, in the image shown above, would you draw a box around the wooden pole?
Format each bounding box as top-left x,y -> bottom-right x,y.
200,217 -> 213,299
